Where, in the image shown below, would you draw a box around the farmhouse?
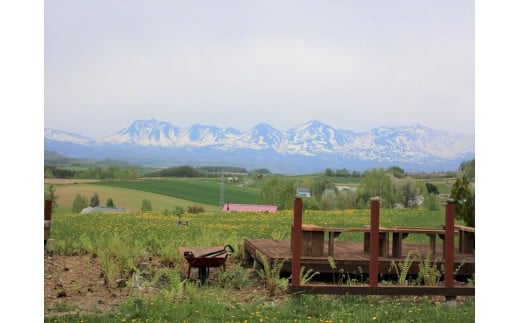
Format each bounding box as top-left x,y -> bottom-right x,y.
336,185 -> 355,191
80,206 -> 127,214
296,187 -> 311,197
222,203 -> 278,213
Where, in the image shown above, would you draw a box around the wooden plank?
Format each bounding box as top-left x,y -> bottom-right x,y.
454,224 -> 475,233
243,238 -> 474,277
289,285 -> 475,296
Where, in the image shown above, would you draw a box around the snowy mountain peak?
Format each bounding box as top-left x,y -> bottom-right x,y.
44,119 -> 475,172
44,128 -> 95,146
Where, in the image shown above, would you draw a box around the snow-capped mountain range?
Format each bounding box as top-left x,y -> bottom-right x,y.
44,119 -> 475,173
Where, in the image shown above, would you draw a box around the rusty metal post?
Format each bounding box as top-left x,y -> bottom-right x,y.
444,199 -> 455,299
291,197 -> 303,287
44,200 -> 52,247
45,200 -> 52,221
369,197 -> 380,288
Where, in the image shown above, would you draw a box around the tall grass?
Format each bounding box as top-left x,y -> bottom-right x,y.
49,208 -> 453,255
45,209 -> 474,321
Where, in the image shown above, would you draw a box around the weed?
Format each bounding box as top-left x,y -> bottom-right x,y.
417,251 -> 442,286
152,267 -> 192,301
300,266 -> 319,285
54,301 -> 78,312
218,264 -> 251,290
328,256 -> 337,284
327,256 -> 351,285
98,248 -> 118,286
256,251 -> 288,297
78,233 -> 95,254
390,250 -> 417,286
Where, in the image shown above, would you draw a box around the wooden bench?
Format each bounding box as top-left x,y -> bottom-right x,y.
390,227 -> 446,257
327,227 -> 391,257
327,226 -> 447,258
291,224 -> 326,256
293,224 -> 465,259
441,224 -> 474,254
454,224 -> 475,254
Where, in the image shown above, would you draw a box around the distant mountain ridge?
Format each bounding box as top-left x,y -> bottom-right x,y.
44,119 -> 475,173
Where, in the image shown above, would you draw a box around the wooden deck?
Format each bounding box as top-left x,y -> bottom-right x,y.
243,238 -> 475,277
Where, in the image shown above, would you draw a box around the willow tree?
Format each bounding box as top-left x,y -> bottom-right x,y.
258,176 -> 295,210
357,168 -> 396,208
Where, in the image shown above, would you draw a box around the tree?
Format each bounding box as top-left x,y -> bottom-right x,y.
106,198 -> 115,207
310,177 -> 337,199
324,168 -> 334,177
387,166 -> 405,178
44,167 -> 55,178
336,189 -> 358,210
258,176 -> 295,210
45,184 -> 59,211
72,194 -> 88,213
321,189 -> 337,210
89,192 -> 100,207
357,168 -> 395,208
449,175 -> 475,227
425,182 -> 439,195
459,159 -> 475,181
141,199 -> 152,212
396,177 -> 420,208
335,168 -> 351,177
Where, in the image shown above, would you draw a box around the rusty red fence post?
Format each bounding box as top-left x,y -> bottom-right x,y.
369,197 -> 380,287
291,197 -> 303,287
444,199 -> 455,292
45,200 -> 52,221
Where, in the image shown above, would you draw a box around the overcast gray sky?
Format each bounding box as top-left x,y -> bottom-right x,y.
44,0 -> 475,138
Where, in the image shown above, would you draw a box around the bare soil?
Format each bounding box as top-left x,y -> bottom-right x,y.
44,254 -> 135,316
44,253 -> 473,317
44,252 -> 259,317
44,179 -> 100,185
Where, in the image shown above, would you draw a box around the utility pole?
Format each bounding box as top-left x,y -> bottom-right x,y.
219,169 -> 225,209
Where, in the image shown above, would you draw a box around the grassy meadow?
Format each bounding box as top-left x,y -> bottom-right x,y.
48,208 -> 455,256
44,178 -> 474,322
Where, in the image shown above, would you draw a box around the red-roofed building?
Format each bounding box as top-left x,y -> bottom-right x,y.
222,203 -> 278,213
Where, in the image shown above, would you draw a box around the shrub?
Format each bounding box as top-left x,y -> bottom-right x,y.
106,198 -> 115,207
90,192 -> 100,207
187,205 -> 205,213
450,175 -> 475,227
141,199 -> 152,212
72,193 -> 88,213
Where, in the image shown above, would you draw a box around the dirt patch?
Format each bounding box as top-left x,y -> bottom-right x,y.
44,254 -> 135,315
44,179 -> 100,185
44,253 -> 243,316
44,253 -> 473,317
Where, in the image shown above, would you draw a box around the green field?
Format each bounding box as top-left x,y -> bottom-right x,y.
95,178 -> 261,206
47,177 -> 261,213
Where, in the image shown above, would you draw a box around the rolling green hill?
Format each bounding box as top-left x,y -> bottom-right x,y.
48,183 -> 221,214
93,178 -> 260,207
47,177 -> 261,214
